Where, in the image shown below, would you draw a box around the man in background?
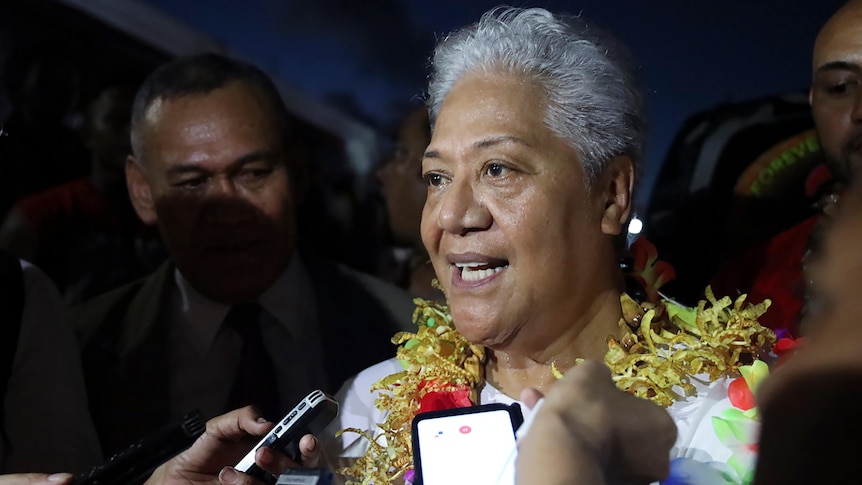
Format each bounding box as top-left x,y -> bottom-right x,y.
73,53 -> 414,456
809,0 -> 862,184
711,0 -> 862,333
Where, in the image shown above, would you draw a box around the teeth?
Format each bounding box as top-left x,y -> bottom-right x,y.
455,262 -> 485,268
461,265 -> 505,281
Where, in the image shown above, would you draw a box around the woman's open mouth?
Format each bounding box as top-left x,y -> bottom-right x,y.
456,262 -> 507,281
446,253 -> 509,287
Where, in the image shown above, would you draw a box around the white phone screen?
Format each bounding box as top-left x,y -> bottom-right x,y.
415,408 -> 517,485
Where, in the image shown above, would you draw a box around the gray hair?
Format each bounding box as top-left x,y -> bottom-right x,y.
427,7 -> 646,184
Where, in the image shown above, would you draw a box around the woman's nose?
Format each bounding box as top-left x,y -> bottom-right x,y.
436,179 -> 492,235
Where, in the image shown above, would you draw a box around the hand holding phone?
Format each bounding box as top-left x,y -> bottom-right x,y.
234,390 -> 339,485
412,403 -> 523,485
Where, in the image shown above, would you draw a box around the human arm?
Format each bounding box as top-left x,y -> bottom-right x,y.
516,360 -> 676,485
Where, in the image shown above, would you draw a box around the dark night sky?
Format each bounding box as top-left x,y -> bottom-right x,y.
141,0 -> 845,211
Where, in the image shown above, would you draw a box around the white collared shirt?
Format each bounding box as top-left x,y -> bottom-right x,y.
168,256 -> 329,420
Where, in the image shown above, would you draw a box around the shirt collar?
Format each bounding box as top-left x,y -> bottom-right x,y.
173,255 -> 313,354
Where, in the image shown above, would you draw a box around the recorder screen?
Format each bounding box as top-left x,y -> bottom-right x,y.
415,408 -> 516,485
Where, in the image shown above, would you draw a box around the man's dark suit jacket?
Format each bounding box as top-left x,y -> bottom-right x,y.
72,255 -> 416,456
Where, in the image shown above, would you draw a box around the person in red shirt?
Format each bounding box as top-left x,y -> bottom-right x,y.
0,86 -> 165,302
712,0 -> 862,334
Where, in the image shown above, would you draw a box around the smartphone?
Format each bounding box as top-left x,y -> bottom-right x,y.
412,403 -> 523,485
235,389 -> 339,485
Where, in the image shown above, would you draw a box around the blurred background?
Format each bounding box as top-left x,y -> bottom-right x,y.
0,0 -> 845,304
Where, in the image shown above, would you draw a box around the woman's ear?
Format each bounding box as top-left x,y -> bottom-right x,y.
600,155 -> 635,236
126,155 -> 158,225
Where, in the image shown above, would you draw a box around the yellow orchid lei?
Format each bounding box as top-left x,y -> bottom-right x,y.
335,286 -> 775,485
609,287 -> 774,407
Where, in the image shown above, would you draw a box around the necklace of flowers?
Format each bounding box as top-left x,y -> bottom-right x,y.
336,239 -> 778,485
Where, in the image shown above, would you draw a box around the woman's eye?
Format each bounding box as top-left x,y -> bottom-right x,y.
485,162 -> 510,177
422,172 -> 447,187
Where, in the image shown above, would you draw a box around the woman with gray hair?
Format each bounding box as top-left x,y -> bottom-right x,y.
192,7 -> 770,485
313,7 -> 773,485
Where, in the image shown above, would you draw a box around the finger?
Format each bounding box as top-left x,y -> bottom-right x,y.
218,466 -> 272,485
612,395 -> 676,480
207,406 -> 275,442
255,446 -> 302,476
247,435 -> 323,475
548,360 -> 674,480
545,360 -> 614,406
299,434 -> 321,467
564,360 -> 613,387
46,474 -> 74,485
519,387 -> 544,409
0,474 -> 74,485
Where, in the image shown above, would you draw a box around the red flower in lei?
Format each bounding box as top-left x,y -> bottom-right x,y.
417,383 -> 473,414
728,376 -> 757,410
772,329 -> 805,366
630,236 -> 676,301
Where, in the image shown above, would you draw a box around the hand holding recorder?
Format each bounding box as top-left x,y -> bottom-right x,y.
141,406 -> 282,485
233,390 -> 338,485
143,391 -> 334,485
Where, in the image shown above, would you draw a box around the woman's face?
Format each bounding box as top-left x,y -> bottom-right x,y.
420,72 -> 624,350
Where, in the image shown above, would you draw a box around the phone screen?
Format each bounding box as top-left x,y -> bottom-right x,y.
413,406 -> 519,485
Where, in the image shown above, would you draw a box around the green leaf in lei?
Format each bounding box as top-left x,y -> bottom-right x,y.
740,359 -> 769,395
665,300 -> 697,329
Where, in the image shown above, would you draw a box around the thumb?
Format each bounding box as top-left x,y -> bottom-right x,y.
519,388 -> 544,409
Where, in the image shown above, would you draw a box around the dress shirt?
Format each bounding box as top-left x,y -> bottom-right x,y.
169,256 -> 328,420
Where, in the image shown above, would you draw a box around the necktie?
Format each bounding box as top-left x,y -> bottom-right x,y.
223,303 -> 281,421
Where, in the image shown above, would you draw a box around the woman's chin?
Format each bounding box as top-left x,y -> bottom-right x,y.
451,315 -> 510,348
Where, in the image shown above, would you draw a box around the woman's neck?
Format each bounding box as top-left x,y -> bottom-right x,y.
484,287 -> 624,398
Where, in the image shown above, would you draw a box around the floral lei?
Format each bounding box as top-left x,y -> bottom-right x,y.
336,239 -> 779,485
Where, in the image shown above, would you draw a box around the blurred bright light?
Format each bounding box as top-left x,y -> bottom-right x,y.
628,217 -> 643,235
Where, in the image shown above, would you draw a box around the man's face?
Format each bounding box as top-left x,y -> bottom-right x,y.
811,1 -> 862,181
127,81 -> 297,304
